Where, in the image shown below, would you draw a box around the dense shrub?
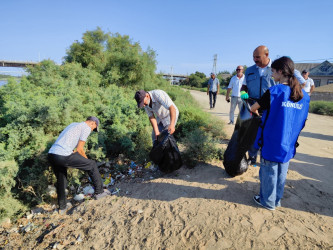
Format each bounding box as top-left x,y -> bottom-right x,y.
309,101 -> 333,116
0,161 -> 26,220
0,28 -> 225,223
181,128 -> 223,168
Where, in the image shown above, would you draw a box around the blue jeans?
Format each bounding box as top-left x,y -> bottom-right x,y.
209,91 -> 217,108
259,157 -> 289,209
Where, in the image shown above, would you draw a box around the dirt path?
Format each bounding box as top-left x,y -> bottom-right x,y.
1,90 -> 332,249
189,89 -> 333,198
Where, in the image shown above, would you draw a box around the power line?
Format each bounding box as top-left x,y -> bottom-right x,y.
294,57 -> 333,63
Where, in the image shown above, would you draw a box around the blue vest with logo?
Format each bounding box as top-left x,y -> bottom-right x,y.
245,64 -> 276,100
254,84 -> 310,163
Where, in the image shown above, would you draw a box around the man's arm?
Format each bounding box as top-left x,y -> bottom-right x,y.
250,102 -> 260,116
76,140 -> 88,159
168,105 -> 177,134
310,82 -> 315,95
207,83 -> 210,95
240,85 -> 248,92
149,115 -> 160,139
294,69 -> 306,85
226,88 -> 231,101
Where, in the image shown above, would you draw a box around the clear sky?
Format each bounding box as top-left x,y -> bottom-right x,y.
1,0 -> 332,76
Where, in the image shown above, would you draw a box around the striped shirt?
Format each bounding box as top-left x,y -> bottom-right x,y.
145,90 -> 179,127
49,122 -> 91,156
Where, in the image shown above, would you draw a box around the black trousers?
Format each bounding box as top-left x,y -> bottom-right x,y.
48,152 -> 103,209
209,91 -> 217,108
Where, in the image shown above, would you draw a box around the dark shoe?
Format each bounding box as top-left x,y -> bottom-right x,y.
228,121 -> 234,125
58,202 -> 72,215
95,189 -> 111,200
248,156 -> 256,165
253,195 -> 275,211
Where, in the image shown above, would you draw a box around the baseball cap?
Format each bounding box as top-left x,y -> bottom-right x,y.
210,72 -> 215,75
86,116 -> 100,132
302,69 -> 309,74
134,90 -> 147,108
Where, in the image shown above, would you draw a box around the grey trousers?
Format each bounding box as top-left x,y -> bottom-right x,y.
229,96 -> 242,123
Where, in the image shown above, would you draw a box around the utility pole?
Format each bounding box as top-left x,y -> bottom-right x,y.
212,54 -> 217,75
170,66 -> 173,85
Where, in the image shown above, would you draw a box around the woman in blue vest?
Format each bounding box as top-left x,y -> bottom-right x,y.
250,56 -> 310,211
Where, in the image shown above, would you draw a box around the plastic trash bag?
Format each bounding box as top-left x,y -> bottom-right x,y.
149,130 -> 182,173
223,99 -> 261,177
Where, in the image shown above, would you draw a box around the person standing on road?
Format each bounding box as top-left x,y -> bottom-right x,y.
134,89 -> 179,142
301,69 -> 315,96
48,116 -> 110,215
240,45 -> 306,165
207,73 -> 220,109
226,66 -> 245,125
250,56 -> 310,211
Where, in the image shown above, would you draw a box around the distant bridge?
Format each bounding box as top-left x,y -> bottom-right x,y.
162,73 -> 188,79
0,60 -> 38,67
162,73 -> 188,85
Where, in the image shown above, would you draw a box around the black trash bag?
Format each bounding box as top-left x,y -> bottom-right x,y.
223,99 -> 261,177
149,130 -> 182,173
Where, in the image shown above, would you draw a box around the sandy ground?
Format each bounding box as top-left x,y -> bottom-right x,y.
1,90 -> 332,249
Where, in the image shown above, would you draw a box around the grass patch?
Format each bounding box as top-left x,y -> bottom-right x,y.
309,101 -> 333,116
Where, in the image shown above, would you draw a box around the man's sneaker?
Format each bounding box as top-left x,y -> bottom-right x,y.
58,202 -> 72,215
95,189 -> 111,200
253,195 -> 275,211
228,121 -> 234,125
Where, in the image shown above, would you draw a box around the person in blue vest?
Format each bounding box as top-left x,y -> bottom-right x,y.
240,45 -> 305,165
250,56 -> 310,211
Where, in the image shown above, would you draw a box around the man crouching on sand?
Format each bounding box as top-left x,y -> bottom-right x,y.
48,116 -> 111,215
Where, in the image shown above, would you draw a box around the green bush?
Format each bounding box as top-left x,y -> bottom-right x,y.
309,101 -> 333,116
0,28 -> 226,221
181,128 -> 222,168
0,161 -> 26,223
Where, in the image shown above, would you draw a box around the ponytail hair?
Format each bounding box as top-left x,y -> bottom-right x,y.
271,56 -> 303,102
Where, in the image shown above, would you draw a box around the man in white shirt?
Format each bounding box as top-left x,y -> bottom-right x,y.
48,116 -> 110,214
226,66 -> 245,125
301,69 -> 315,96
135,89 -> 179,142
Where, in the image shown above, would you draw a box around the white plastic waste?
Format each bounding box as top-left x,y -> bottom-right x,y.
74,194 -> 85,201
83,185 -> 94,195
